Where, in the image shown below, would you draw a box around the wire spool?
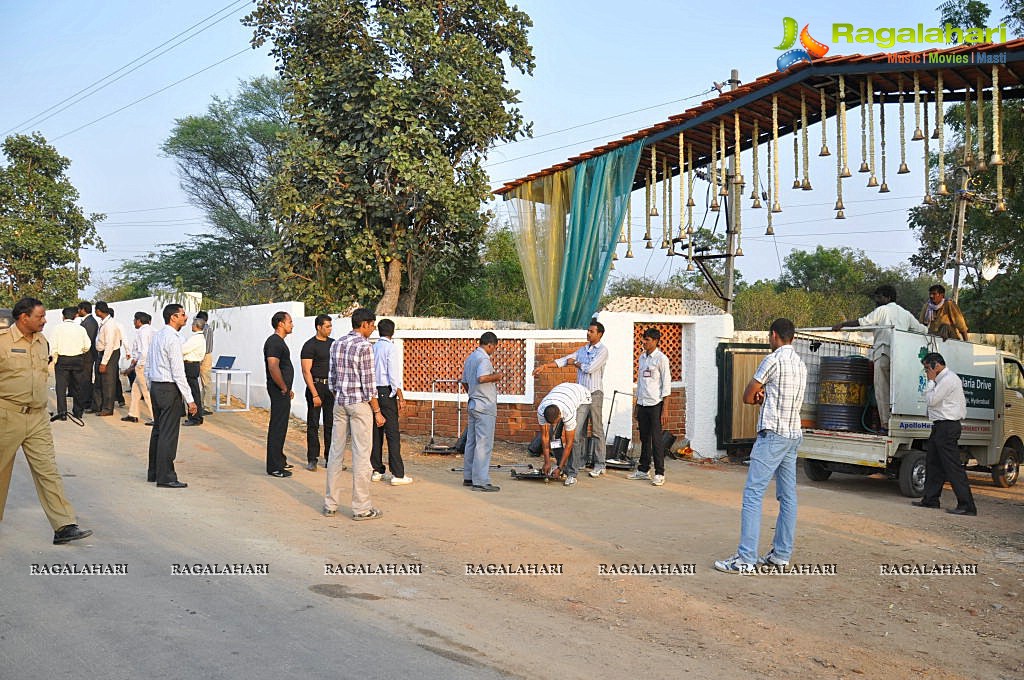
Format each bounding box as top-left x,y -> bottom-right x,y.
817,356 -> 872,432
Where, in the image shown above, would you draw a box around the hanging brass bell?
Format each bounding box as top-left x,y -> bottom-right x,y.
734,173 -> 744,186
771,201 -> 782,213
834,198 -> 845,211
911,127 -> 925,141
649,206 -> 659,217
801,178 -> 812,190
835,210 -> 846,219
936,182 -> 950,196
686,197 -> 696,207
858,161 -> 870,173
645,239 -> 654,249
750,188 -> 759,200
923,194 -> 935,205
840,165 -> 852,178
879,182 -> 890,193
792,178 -> 802,189
819,144 -> 831,157
994,199 -> 1007,213
735,247 -> 744,257
931,127 -> 940,139
686,225 -> 695,235
765,224 -> 775,235
975,159 -> 988,173
751,197 -> 763,209
686,261 -> 695,271
990,152 -> 1004,166
613,251 -> 619,261
625,247 -> 634,258
710,197 -> 720,211
867,175 -> 879,188
719,184 -> 729,196
897,162 -> 910,174
609,260 -> 616,270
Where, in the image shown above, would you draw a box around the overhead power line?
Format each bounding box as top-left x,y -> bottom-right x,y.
2,0 -> 252,136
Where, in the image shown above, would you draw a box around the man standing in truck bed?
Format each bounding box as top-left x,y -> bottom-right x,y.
832,285 -> 926,434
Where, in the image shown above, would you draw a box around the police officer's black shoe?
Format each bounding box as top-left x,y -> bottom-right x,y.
53,524 -> 93,545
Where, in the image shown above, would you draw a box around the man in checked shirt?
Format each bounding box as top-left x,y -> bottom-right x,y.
323,308 -> 386,521
533,319 -> 609,477
715,318 -> 807,574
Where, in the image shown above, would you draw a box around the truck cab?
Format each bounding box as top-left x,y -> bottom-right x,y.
797,329 -> 1022,496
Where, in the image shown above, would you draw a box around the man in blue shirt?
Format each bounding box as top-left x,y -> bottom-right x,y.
461,332 -> 503,492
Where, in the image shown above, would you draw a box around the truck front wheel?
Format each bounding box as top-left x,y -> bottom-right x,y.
803,458 -> 832,481
898,451 -> 927,497
991,445 -> 1021,488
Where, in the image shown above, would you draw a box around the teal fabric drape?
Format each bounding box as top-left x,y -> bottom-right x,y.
553,140 -> 643,328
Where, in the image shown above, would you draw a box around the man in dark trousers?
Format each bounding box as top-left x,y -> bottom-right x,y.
76,301 -> 99,412
49,306 -> 91,420
372,318 -> 411,485
913,352 -> 977,516
264,311 -> 295,478
94,301 -> 124,416
300,314 -> 334,471
145,304 -> 196,488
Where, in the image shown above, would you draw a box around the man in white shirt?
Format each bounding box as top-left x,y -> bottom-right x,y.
628,328 -> 673,486
912,352 -> 976,515
145,304 -> 197,488
371,318 -> 411,484
123,312 -> 154,424
832,285 -> 927,433
533,319 -> 609,477
182,317 -> 207,426
536,382 -> 592,487
93,301 -> 125,416
50,306 -> 92,420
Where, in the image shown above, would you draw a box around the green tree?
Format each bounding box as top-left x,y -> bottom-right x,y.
0,133 -> 104,306
778,245 -> 883,294
109,76 -> 288,306
246,0 -> 535,315
417,222 -> 532,321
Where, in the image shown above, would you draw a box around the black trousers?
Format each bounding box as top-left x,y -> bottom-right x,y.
184,361 -> 203,423
266,388 -> 290,473
148,382 -> 184,484
637,401 -> 665,476
371,387 -> 404,477
922,420 -> 976,509
305,381 -> 334,463
54,354 -> 88,417
98,349 -> 120,412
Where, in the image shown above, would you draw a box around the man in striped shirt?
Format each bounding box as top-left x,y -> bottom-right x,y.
324,308 -> 386,520
533,320 -> 609,477
716,318 -> 807,574
536,382 -> 592,487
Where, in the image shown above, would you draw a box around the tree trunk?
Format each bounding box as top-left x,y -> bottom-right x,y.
375,258 -> 402,316
396,255 -> 424,317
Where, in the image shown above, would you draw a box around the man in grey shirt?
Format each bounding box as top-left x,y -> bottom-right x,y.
461,332 -> 503,492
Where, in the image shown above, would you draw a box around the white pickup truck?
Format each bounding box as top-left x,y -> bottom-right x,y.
796,329 -> 1023,496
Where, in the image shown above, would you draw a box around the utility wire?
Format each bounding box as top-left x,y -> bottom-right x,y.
3,0 -> 252,136
52,48 -> 251,141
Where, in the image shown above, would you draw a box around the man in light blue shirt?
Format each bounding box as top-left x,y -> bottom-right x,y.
371,319 -> 411,485
461,332 -> 503,492
628,328 -> 673,486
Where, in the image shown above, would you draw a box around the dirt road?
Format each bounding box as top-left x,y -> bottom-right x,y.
3,404 -> 1021,679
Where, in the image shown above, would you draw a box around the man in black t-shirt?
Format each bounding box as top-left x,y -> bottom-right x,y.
300,314 -> 335,471
263,311 -> 295,478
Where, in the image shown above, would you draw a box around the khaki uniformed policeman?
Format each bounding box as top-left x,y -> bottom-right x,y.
0,297 -> 93,544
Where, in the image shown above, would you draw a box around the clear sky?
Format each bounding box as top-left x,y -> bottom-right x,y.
1,0 -> 996,298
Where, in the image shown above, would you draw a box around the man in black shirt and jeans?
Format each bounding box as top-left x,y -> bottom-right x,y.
301,314 -> 334,471
263,311 -> 294,478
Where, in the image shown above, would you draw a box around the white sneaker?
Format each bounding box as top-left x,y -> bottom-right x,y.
714,554 -> 755,574
757,548 -> 789,567
651,474 -> 665,486
588,468 -> 605,478
627,469 -> 651,480
371,471 -> 384,482
563,475 -> 577,487
390,476 -> 414,486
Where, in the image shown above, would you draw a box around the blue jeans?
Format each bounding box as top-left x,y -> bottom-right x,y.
737,430 -> 801,564
463,409 -> 496,485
